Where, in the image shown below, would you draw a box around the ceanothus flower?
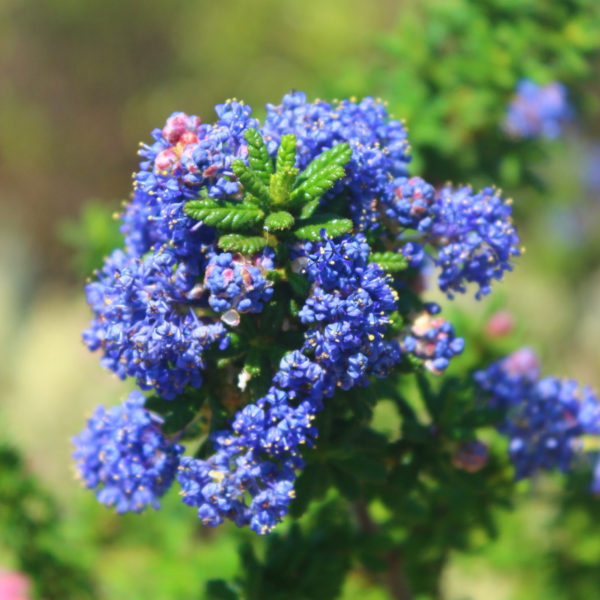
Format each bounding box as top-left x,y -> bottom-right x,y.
428,185 -> 521,299
72,391 -> 183,513
261,91 -> 411,230
204,249 -> 275,314
402,303 -> 464,374
503,80 -> 573,140
475,349 -> 600,482
82,248 -> 229,399
299,233 -> 402,389
177,351 -> 326,535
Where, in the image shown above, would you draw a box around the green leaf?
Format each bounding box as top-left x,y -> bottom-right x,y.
299,198 -> 321,219
232,159 -> 271,206
184,202 -> 264,230
264,211 -> 294,231
331,466 -> 361,500
287,272 -> 311,297
205,580 -> 240,600
269,166 -> 299,206
218,234 -> 268,254
336,455 -> 387,482
243,347 -> 262,376
275,134 -> 297,172
145,390 -> 204,435
244,128 -> 272,186
369,251 -> 409,272
290,164 -> 346,206
298,142 -> 352,184
294,214 -> 353,241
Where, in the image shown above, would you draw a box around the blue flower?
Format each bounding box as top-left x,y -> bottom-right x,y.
177,351 -> 325,535
83,249 -> 229,399
72,391 -> 183,513
475,349 -> 600,482
504,80 -> 573,139
402,304 -> 464,373
204,250 -> 275,314
300,234 -> 402,389
261,91 -> 411,231
429,185 -> 521,299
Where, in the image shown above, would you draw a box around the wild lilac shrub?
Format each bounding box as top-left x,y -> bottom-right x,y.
74,91 -> 600,597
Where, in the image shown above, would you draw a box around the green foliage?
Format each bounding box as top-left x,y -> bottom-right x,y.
185,130 -> 353,249
329,0 -> 600,185
294,214 -> 353,240
206,501 -> 354,600
145,390 -> 205,435
244,127 -> 273,186
369,251 -> 409,272
58,201 -> 124,277
264,211 -> 295,231
218,234 -> 269,254
275,134 -> 297,172
0,444 -> 95,600
184,201 -> 265,230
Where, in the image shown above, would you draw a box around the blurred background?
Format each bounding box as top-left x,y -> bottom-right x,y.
1,0 -> 600,598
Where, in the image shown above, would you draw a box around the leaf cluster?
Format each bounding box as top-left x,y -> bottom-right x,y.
184,129 -> 354,253
0,444 -> 96,600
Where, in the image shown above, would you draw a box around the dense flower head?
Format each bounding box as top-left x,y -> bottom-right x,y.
72,391 -> 183,513
402,303 -> 464,374
427,185 -> 520,299
204,249 -> 275,314
83,248 -> 229,399
177,351 -> 326,535
504,80 -> 573,140
475,349 -> 600,481
383,176 -> 436,232
299,234 -> 402,389
262,91 -> 411,230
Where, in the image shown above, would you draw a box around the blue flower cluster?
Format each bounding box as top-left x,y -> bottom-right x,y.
503,80 -> 573,139
79,90 -> 531,534
384,178 -> 520,298
72,391 -> 183,513
402,303 -> 464,373
82,249 -> 229,399
299,233 -> 402,389
383,176 -> 436,232
428,185 -> 521,298
475,349 -> 600,483
204,250 -> 275,314
261,91 -> 411,230
176,234 -> 405,534
177,351 -> 325,535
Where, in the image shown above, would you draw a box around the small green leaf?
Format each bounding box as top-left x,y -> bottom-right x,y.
184,203 -> 264,230
205,580 -> 240,600
287,272 -> 311,297
369,251 -> 409,272
264,211 -> 294,231
232,159 -> 271,206
145,390 -> 204,435
244,128 -> 273,186
294,215 -> 353,241
299,198 -> 321,219
275,134 -> 297,172
244,347 -> 262,376
269,166 -> 299,206
298,142 -> 352,184
218,234 -> 268,254
290,164 -> 346,206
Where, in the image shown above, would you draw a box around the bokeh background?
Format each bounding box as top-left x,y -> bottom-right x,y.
2,0 -> 600,598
